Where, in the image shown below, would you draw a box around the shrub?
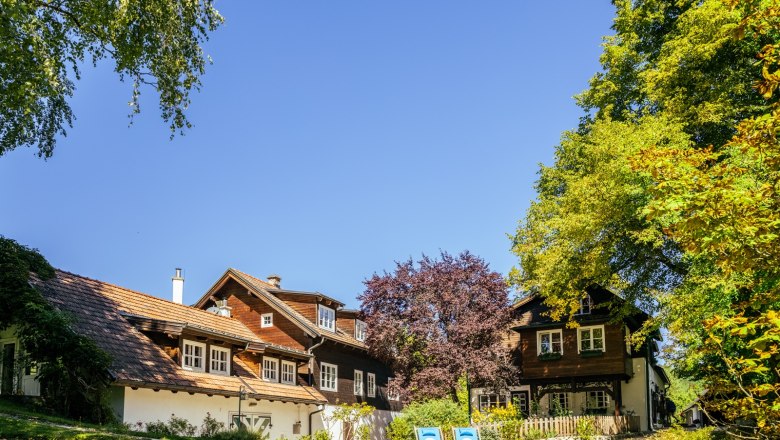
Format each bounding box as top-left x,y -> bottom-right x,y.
299,430 -> 332,440
387,398 -> 469,440
145,413 -> 196,437
201,412 -> 225,437
649,426 -> 726,440
208,427 -> 271,440
575,417 -> 596,440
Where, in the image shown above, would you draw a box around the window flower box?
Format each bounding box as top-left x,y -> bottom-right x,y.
538,352 -> 562,361
580,349 -> 604,358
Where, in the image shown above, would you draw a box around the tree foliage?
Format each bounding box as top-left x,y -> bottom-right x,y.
0,236 -> 112,422
0,0 -> 223,158
512,0 -> 780,437
359,251 -> 512,402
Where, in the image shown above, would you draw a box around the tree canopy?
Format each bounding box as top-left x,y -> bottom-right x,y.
512,0 -> 780,436
0,0 -> 222,158
359,251 -> 513,402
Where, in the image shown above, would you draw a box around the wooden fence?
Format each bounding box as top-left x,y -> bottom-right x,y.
476,415 -> 640,437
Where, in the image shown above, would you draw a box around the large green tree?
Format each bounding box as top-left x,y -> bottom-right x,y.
0,0 -> 222,158
512,0 -> 780,437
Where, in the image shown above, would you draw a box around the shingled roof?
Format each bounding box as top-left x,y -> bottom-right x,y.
31,270 -> 326,405
198,268 -> 368,350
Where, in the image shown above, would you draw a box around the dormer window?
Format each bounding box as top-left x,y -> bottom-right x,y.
182,340 -> 206,372
261,313 -> 273,328
355,319 -> 367,342
210,346 -> 230,376
318,305 -> 335,331
577,295 -> 592,315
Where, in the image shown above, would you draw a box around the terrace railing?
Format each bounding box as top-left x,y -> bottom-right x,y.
476,415 -> 640,437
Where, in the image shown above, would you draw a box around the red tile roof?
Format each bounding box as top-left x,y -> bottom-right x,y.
31,270 -> 326,404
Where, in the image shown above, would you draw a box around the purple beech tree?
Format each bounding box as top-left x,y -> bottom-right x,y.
359,251 -> 513,402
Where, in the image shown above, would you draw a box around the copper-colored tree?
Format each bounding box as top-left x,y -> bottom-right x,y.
359,251 -> 512,402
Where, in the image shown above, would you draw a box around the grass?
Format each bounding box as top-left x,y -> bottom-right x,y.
0,396 -> 172,439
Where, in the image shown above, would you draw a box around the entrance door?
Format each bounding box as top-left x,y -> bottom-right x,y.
1,343 -> 16,395
511,391 -> 530,417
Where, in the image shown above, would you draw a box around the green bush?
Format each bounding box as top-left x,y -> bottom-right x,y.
201,412 -> 225,437
208,427 -> 271,440
299,430 -> 332,440
575,417 -> 596,440
387,398 -> 469,440
649,427 -> 726,440
145,414 -> 196,437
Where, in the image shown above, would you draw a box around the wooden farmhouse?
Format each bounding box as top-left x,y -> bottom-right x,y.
470,287 -> 670,432
0,268 -> 400,439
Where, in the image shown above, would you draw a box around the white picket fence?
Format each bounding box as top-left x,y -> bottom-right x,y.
476,415 -> 640,437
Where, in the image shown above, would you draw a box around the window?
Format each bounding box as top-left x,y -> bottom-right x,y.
367,373 -> 376,397
182,340 -> 206,372
579,325 -> 605,352
577,295 -> 592,315
318,305 -> 335,331
261,313 -> 273,328
281,360 -> 296,385
355,320 -> 367,342
320,362 -> 337,391
587,391 -> 610,410
262,357 -> 279,382
511,392 -> 529,416
549,392 -> 570,414
479,394 -> 508,412
210,346 -> 230,376
537,330 -> 563,355
354,370 -> 364,395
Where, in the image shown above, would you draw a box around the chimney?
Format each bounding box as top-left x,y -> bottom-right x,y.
172,268 -> 184,304
267,274 -> 281,288
215,299 -> 232,317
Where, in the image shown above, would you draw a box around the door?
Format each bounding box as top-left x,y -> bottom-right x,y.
511,391 -> 530,417
1,343 -> 16,395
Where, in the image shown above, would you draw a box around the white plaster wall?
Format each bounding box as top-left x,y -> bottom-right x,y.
621,358 -> 649,431
310,404 -> 398,440
121,387 -> 317,439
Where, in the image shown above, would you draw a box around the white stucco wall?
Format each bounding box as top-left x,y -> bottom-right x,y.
120,386 -> 317,439
0,326 -> 40,397
621,357 -> 649,431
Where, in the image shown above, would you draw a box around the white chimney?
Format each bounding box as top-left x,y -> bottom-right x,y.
215,299 -> 232,317
267,274 -> 281,288
172,268 -> 184,304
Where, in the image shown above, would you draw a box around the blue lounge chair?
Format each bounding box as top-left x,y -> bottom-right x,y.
453,427 -> 479,440
415,427 -> 443,440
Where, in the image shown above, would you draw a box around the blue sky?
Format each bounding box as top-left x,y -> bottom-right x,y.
0,1 -> 615,308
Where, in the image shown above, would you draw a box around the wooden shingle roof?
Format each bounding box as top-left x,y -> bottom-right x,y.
31,270 -> 326,404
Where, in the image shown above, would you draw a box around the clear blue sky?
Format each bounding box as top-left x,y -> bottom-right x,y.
0,1 -> 615,308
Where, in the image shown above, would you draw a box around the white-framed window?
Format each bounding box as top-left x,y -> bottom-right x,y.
355,319 -> 367,342
320,362 -> 338,391
261,313 -> 273,328
587,391 -> 610,410
354,370 -> 364,395
318,305 -> 335,331
281,360 -> 296,385
537,330 -> 563,355
578,325 -> 605,352
210,346 -> 230,376
549,392 -> 570,413
479,394 -> 508,412
577,295 -> 592,315
262,357 -> 279,382
367,373 -> 376,397
182,340 -> 206,372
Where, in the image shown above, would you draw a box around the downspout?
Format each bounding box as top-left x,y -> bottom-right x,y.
646,342 -> 652,432
307,336 -> 326,386
308,405 -> 325,435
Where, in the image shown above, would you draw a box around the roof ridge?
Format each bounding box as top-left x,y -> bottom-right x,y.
229,268 -> 276,288
52,268 -> 247,324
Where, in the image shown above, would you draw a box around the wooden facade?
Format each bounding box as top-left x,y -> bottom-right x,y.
195,269 -> 400,412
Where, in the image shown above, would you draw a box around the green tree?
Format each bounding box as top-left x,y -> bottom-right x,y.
0,0 -> 222,158
512,0 -> 780,437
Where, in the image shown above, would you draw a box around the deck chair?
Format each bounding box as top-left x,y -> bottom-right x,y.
453,427 -> 479,440
415,427 -> 443,440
